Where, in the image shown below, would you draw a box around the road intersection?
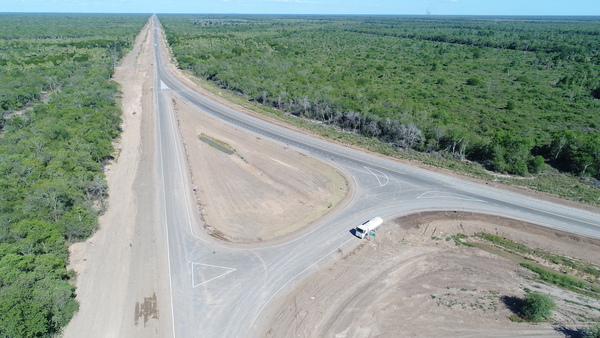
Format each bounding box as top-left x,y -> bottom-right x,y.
150,16 -> 600,337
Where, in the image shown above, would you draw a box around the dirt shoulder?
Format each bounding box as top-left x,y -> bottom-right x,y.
64,20 -> 171,337
264,213 -> 600,337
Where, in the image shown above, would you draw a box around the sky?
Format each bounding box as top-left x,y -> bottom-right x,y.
2,0 -> 600,16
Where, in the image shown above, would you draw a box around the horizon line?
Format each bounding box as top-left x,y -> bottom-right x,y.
1,12 -> 600,17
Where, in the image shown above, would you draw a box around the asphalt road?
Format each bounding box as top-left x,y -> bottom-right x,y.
149,16 -> 600,338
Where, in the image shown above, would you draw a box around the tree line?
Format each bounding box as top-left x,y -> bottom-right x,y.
0,13 -> 148,337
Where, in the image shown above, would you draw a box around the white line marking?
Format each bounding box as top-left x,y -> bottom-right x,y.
191,262 -> 237,288
417,191 -> 487,203
364,166 -> 389,187
163,92 -> 202,240
153,19 -> 177,338
157,90 -> 177,338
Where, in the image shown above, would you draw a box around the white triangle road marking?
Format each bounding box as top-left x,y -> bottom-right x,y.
191,262 -> 236,288
161,80 -> 169,90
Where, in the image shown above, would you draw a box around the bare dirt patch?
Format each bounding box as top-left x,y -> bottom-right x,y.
264,213 -> 600,337
172,96 -> 349,243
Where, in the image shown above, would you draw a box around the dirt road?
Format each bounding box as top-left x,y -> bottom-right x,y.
64,20 -> 172,337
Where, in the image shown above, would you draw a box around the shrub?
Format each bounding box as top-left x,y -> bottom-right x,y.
520,263 -> 600,295
583,323 -> 600,338
466,77 -> 481,86
528,155 -> 545,174
521,291 -> 555,322
506,100 -> 516,110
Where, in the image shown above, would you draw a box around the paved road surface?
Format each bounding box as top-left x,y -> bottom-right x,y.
149,16 -> 600,338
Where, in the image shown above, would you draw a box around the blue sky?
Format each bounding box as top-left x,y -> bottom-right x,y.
2,0 -> 600,15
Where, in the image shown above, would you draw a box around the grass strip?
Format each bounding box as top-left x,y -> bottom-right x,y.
520,263 -> 600,299
476,233 -> 600,279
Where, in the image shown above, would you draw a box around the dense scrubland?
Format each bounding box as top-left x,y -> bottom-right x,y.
160,15 -> 600,201
0,14 -> 147,336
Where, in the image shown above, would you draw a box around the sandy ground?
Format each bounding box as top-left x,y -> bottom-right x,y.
64,21 -> 172,337
172,96 -> 348,242
264,213 -> 600,337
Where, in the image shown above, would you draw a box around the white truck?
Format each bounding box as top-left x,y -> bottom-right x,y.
355,217 -> 383,239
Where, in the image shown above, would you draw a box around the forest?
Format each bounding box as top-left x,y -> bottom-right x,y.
0,13 -> 147,336
159,15 -> 600,182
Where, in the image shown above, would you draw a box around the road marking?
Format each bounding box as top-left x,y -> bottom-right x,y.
156,81 -> 177,338
271,157 -> 293,168
191,262 -> 236,288
445,184 -> 600,227
417,191 -> 486,203
163,92 -> 203,241
364,166 -> 389,187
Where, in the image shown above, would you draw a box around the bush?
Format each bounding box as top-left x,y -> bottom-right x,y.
506,100 -> 516,110
528,155 -> 545,174
521,291 -> 555,322
583,323 -> 600,338
466,77 -> 481,86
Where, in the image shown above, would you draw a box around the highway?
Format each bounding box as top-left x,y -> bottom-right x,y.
149,16 -> 600,337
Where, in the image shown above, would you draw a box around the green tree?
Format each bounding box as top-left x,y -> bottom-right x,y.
520,291 -> 555,322
550,130 -> 600,178
0,13 -> 147,335
528,155 -> 545,174
506,100 -> 516,110
466,77 -> 481,86
490,132 -> 535,175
